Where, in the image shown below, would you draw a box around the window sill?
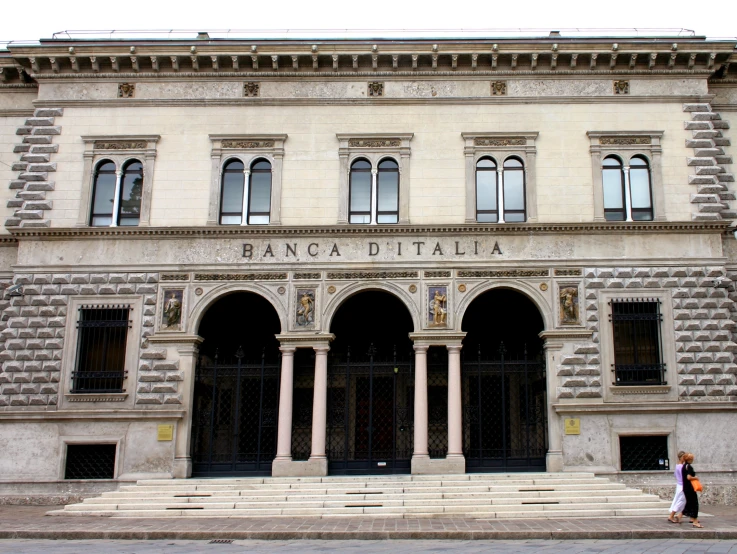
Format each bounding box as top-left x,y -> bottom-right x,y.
65,393 -> 128,403
610,385 -> 670,395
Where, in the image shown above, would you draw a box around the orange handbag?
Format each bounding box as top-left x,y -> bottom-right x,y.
692,478 -> 703,492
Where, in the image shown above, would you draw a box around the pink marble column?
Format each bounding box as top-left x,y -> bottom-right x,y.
275,346 -> 296,461
413,344 -> 429,459
309,345 -> 330,460
447,344 -> 464,458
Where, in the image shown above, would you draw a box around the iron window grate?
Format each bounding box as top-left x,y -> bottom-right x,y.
609,299 -> 665,386
65,444 -> 116,479
620,435 -> 669,471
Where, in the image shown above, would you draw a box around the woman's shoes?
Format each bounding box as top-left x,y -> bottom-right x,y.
692,523 -> 704,528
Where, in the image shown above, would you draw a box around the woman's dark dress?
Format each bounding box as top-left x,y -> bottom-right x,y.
682,463 -> 699,519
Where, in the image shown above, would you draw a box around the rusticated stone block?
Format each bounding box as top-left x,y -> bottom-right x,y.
34,108 -> 63,117
136,284 -> 157,294
98,285 -> 116,295
31,126 -> 61,135
151,383 -> 177,394
138,371 -> 165,382
163,395 -> 183,405
136,394 -> 164,404
127,273 -> 146,283
165,371 -> 184,382
79,285 -> 97,295
9,395 -> 29,406
140,349 -> 167,360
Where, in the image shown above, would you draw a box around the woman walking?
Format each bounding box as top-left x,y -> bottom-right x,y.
682,452 -> 703,528
668,451 -> 686,523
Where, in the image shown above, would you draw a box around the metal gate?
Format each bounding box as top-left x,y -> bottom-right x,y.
326,345 -> 414,474
462,344 -> 547,471
191,347 -> 280,476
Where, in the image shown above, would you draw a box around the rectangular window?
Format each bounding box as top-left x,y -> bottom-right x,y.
72,306 -> 131,393
619,435 -> 669,471
65,444 -> 117,479
610,300 -> 665,385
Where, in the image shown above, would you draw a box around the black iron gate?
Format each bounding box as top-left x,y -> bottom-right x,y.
191,347 -> 280,476
462,344 -> 547,471
326,345 -> 414,474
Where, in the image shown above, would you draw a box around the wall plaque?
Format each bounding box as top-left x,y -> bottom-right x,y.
564,418 -> 580,435
157,424 -> 174,441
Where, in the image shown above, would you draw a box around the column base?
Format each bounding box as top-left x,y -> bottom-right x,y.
546,450 -> 564,472
411,455 -> 465,475
172,457 -> 192,479
272,457 -> 328,477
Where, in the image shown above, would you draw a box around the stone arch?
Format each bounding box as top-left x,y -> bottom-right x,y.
187,283 -> 287,336
455,280 -> 553,332
323,281 -> 420,333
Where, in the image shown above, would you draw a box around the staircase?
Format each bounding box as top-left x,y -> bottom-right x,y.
50,473 -> 672,519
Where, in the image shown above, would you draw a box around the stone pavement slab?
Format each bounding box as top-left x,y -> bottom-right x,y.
1,505 -> 737,541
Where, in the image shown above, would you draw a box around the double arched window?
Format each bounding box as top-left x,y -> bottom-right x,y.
219,158 -> 272,225
475,156 -> 526,223
349,157 -> 399,224
602,155 -> 653,221
90,159 -> 143,226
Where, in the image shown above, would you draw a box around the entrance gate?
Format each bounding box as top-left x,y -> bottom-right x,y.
462,345 -> 547,471
191,348 -> 280,476
326,346 -> 414,475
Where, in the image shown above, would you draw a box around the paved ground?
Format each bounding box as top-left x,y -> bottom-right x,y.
3,539 -> 737,553
0,505 -> 736,541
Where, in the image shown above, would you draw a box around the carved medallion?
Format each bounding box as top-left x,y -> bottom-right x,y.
118,83 -> 135,98
408,284 -> 417,293
161,289 -> 183,331
327,285 -> 336,294
428,286 -> 448,328
490,81 -> 507,96
295,289 -> 316,328
368,82 -> 384,97
458,284 -> 467,293
244,82 -> 260,97
613,80 -> 630,95
195,287 -> 204,296
559,286 -> 580,325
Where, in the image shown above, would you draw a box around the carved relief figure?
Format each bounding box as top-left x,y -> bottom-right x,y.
296,290 -> 315,327
162,289 -> 183,330
428,286 -> 448,327
559,286 -> 579,325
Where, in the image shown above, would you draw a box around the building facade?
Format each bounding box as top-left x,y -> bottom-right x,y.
0,32 -> 736,501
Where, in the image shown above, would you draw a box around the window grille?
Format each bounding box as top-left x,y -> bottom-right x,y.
64,444 -> 116,479
619,435 -> 669,471
71,305 -> 131,393
609,299 -> 665,385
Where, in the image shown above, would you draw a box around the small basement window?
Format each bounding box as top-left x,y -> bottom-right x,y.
64,444 -> 117,479
619,435 -> 669,471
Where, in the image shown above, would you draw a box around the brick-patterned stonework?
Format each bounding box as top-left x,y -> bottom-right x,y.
6,108 -> 64,229
0,272 -> 172,407
578,266 -> 737,400
683,103 -> 735,221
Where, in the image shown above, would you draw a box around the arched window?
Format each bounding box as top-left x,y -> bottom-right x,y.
220,159 -> 245,224
219,158 -> 272,225
602,156 -> 626,221
628,156 -> 653,221
503,157 -> 526,222
117,160 -> 143,226
602,155 -> 652,221
90,159 -> 143,227
349,158 -> 372,224
90,160 -> 117,226
376,158 -> 399,224
475,157 -> 498,222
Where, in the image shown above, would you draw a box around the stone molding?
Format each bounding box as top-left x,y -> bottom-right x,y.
65,393 -> 128,402
5,107 -> 63,229
682,103 -> 735,221
553,401 -> 737,414
610,385 -> 671,395
8,222 -> 729,240
0,409 -> 186,421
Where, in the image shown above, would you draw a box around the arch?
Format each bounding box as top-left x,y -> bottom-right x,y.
247,158 -> 272,224
475,156 -> 498,223
602,154 -> 626,221
376,157 -> 399,224
323,281 -> 420,334
117,159 -> 143,226
188,283 -> 286,337
349,157 -> 373,224
90,159 -> 118,226
220,158 -> 246,224
502,156 -> 526,222
456,281 -> 553,332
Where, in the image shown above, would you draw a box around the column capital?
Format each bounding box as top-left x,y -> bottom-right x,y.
276,332 -> 335,350
539,329 -> 593,351
413,343 -> 429,353
279,345 -> 297,354
446,344 -> 463,353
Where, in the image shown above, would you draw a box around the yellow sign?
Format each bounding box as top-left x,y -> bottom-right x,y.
564,418 -> 581,435
157,424 -> 174,441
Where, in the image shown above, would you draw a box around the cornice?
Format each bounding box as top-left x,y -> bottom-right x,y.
31,95 -> 712,109
8,221 -> 732,241
0,83 -> 37,89
0,109 -> 34,117
0,237 -> 18,246
0,409 -> 186,421
553,401 -> 737,414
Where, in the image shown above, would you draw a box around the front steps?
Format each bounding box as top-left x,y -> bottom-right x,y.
49,472 -> 673,519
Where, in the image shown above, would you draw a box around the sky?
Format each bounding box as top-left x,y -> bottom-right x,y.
1,0 -> 736,46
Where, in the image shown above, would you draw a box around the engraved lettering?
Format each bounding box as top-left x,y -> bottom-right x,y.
263,244 -> 274,257
432,242 -> 443,255
455,241 -> 465,255
286,243 -> 298,257
413,241 -> 425,255
398,242 -> 402,256
330,243 -> 341,257
242,243 -> 253,258
491,241 -> 502,255
369,242 -> 380,256
308,243 -> 319,256
474,241 -> 478,255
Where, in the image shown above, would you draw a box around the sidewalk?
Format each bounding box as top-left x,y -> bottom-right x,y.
1,505 -> 737,540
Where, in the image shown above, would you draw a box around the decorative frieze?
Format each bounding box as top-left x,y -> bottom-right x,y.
555,268 -> 582,276
160,274 -> 189,281
243,82 -> 260,97
599,136 -> 652,146
473,137 -> 525,147
294,273 -> 321,280
94,141 -> 148,150
347,138 -> 401,148
117,83 -> 135,98
424,271 -> 451,278
457,269 -> 549,278
221,140 -> 275,149
327,271 -> 418,280
193,273 -> 287,281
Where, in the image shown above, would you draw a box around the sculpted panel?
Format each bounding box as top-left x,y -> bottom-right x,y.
506,80 -> 611,97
